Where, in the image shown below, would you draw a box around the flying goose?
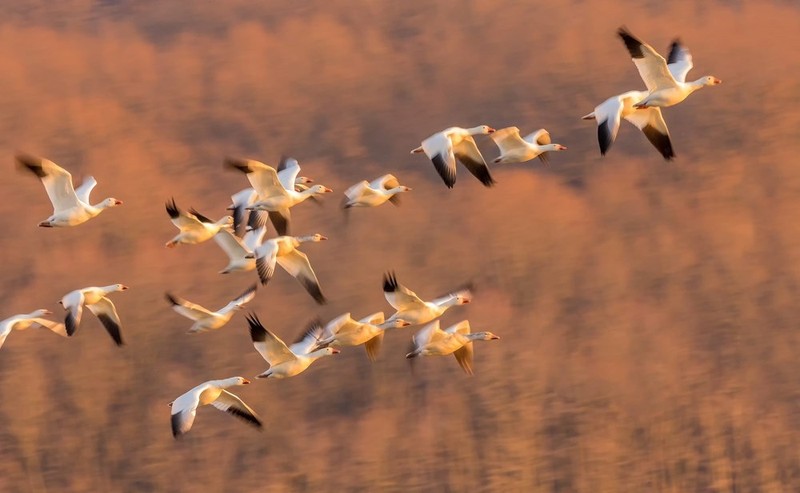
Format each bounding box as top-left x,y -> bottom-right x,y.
618,28 -> 721,109
212,225 -> 267,274
406,320 -> 499,375
169,376 -> 261,438
166,284 -> 257,333
246,234 -> 328,304
410,126 -> 496,188
16,154 -> 123,227
0,309 -> 67,350
313,312 -> 411,361
165,198 -> 233,248
490,127 -> 567,165
382,272 -> 472,326
246,314 -> 339,379
60,284 -> 128,346
225,157 -> 332,236
342,174 -> 412,209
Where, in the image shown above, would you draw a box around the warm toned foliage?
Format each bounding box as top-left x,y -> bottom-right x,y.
0,1 -> 799,491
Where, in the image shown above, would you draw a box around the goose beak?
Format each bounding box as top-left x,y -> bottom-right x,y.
114,199 -> 123,205
331,349 -> 341,354
120,285 -> 129,290
42,309 -> 53,315
714,78 -> 722,85
323,187 -> 333,193
58,301 -> 63,305
38,221 -> 52,228
242,379 -> 251,385
401,321 -> 412,327
319,235 -> 328,241
557,145 -> 567,151
244,253 -> 255,259
491,335 -> 500,340
487,127 -> 496,133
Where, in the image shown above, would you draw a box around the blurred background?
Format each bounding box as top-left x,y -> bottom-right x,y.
0,1 -> 799,491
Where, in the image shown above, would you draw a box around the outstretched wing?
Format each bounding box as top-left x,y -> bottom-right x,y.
225,157 -> 287,199
618,27 -> 677,92
165,292 -> 215,321
278,249 -> 326,304
383,272 -> 426,310
218,284 -> 257,315
17,154 -> 82,213
86,297 -> 125,346
276,156 -> 301,191
288,319 -> 325,355
453,136 -> 494,187
666,38 -> 693,83
421,132 -> 457,188
74,176 -> 97,205
246,314 -> 295,365
490,127 -> 527,155
211,390 -> 263,429
623,106 -> 675,160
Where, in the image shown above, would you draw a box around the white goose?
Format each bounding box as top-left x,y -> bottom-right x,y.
169,376 -> 261,438
382,272 -> 472,326
0,310 -> 67,350
618,27 -> 721,109
490,127 -> 567,165
410,125 -> 496,188
225,157 -> 332,236
582,90 -> 674,160
165,198 -> 233,248
342,174 -> 412,209
60,284 -> 128,346
313,312 -> 411,361
246,314 -> 339,379
247,234 -> 328,304
212,225 -> 267,274
166,284 -> 257,333
406,320 -> 499,375
17,154 -> 123,227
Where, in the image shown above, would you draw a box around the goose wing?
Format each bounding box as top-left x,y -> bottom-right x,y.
288,319 -> 325,355
277,249 -> 326,304
211,390 -> 263,429
170,385 -> 204,438
623,106 -> 675,160
364,332 -> 385,362
29,318 -> 68,337
618,28 -> 678,92
165,292 -> 216,321
369,174 -> 400,191
229,188 -> 257,237
213,228 -> 250,263
17,154 -> 82,212
246,314 -> 295,365
453,342 -> 475,375
593,96 -> 625,156
421,132 -> 457,188
444,320 -> 472,335
86,297 -> 125,346
217,284 -> 257,315
225,158 -> 287,199
62,289 -> 85,337
383,272 -> 426,311
254,241 -> 279,286
268,209 -> 291,236
165,199 -> 205,231
74,176 -> 97,205
453,136 -> 494,187
666,39 -> 693,83
491,127 -> 527,155
276,156 -> 301,191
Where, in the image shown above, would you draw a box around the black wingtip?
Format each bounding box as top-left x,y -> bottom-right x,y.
667,39 -> 682,65
598,120 -> 614,156
617,27 -> 645,59
97,314 -> 124,346
383,271 -> 398,293
431,154 -> 456,188
16,153 -> 47,177
166,198 -> 180,219
642,124 -> 676,161
165,293 -> 179,306
224,157 -> 251,173
246,313 -> 267,342
188,208 -> 213,224
65,313 -> 77,337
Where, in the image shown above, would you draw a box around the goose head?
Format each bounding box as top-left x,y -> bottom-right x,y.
388,319 -> 412,328
307,184 -> 333,196
300,233 -> 328,243
216,216 -> 234,227
476,331 -> 500,341
470,125 -> 496,135
703,76 -> 722,86
295,176 -> 313,185
30,308 -> 52,317
98,198 -> 124,208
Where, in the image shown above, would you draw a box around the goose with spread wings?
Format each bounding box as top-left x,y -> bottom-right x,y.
169,376 -> 261,438
16,154 -> 123,227
59,284 -> 128,346
246,314 -> 339,379
406,320 -> 499,375
382,272 -> 472,326
410,125 -> 496,188
166,284 -> 257,333
165,198 -> 233,248
212,214 -> 268,274
246,234 -> 328,304
313,312 -> 411,361
342,174 -> 412,209
490,127 -> 567,165
225,157 -> 332,236
0,309 -> 67,351
617,27 -> 721,109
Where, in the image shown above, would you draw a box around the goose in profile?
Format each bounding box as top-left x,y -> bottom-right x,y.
166,284 -> 257,333
169,376 -> 261,438
410,125 -> 496,188
59,284 -> 128,346
212,226 -> 266,274
246,314 -> 339,379
382,272 -> 472,326
490,127 -> 567,165
0,309 -> 67,350
618,27 -> 721,109
165,198 -> 233,248
16,154 -> 123,227
225,157 -> 332,236
406,320 -> 499,375
313,312 -> 411,361
342,174 -> 412,209
246,234 -> 328,304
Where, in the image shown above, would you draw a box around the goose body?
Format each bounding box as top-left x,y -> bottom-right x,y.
0,309 -> 67,350
490,127 -> 567,165
248,234 -> 328,304
246,314 -> 339,379
406,320 -> 499,375
411,125 -> 496,188
226,157 -> 332,236
228,170 -> 313,236
314,312 -> 411,361
166,284 -> 257,333
17,154 -> 123,227
382,272 -> 472,326
342,174 -> 412,208
213,225 -> 267,274
169,376 -> 261,438
60,284 -> 128,346
618,28 -> 721,109
165,199 -> 233,248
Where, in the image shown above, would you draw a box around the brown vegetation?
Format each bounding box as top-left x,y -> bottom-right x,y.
0,1 -> 799,491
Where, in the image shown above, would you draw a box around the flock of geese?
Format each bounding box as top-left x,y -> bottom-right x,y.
1,28 -> 720,438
